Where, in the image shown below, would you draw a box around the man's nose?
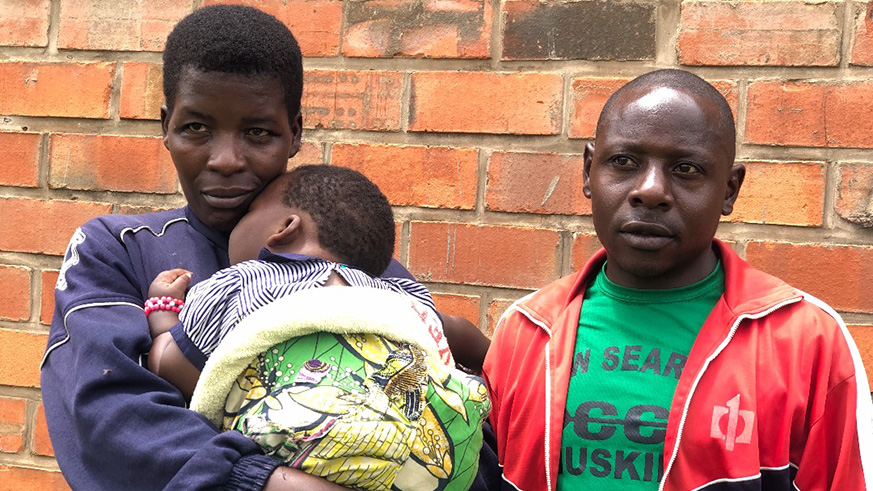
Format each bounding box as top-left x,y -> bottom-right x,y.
628,165 -> 673,210
206,134 -> 246,175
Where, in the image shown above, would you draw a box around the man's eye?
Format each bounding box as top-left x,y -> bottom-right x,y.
247,128 -> 269,137
675,163 -> 701,174
611,156 -> 634,167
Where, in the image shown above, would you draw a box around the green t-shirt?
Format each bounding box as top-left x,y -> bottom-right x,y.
557,262 -> 724,490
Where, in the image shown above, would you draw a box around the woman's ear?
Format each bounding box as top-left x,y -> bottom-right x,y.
266,214 -> 302,248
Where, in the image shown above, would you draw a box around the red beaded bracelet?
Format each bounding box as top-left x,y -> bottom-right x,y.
144,296 -> 184,316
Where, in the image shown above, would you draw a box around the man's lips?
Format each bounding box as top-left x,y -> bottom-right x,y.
619,221 -> 674,250
201,187 -> 256,209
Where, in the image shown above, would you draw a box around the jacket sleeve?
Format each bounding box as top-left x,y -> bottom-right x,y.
174,268 -> 244,369
40,220 -> 281,490
482,308 -> 517,481
792,307 -> 873,490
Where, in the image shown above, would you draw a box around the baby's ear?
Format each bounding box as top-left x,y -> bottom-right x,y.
266,215 -> 301,247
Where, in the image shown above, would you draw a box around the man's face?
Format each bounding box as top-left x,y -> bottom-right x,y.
161,68 -> 302,233
583,86 -> 744,289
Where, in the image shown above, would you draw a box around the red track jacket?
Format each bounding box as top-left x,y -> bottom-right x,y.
483,240 -> 872,490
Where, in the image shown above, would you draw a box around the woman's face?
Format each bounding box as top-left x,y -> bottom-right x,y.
161,68 -> 301,232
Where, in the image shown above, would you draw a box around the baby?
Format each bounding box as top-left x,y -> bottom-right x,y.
146,165 -> 489,491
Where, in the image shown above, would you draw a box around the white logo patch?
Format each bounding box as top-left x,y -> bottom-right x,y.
710,394 -> 755,451
56,228 -> 86,291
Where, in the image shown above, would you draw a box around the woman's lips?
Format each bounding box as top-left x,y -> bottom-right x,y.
201,188 -> 255,209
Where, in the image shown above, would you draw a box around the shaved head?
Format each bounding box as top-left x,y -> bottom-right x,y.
598,69 -> 736,163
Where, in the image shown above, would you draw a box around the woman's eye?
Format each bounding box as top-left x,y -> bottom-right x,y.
247,128 -> 269,137
185,123 -> 207,133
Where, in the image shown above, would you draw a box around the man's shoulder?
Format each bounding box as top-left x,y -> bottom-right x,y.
496,271 -> 587,335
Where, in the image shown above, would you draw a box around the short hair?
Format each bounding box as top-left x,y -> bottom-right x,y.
599,69 -> 736,158
281,165 -> 395,277
163,5 -> 303,122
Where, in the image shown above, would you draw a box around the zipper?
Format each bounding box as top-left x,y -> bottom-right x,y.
658,296 -> 802,490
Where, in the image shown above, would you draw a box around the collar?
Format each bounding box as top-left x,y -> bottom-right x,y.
256,248 -> 326,264
184,205 -> 229,254
521,239 -> 798,330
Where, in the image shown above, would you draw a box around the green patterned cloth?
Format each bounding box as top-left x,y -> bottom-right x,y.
223,332 -> 490,491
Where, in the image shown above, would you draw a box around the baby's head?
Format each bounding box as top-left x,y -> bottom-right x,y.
228,165 -> 395,277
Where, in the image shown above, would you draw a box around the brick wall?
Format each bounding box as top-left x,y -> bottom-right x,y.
0,0 -> 872,486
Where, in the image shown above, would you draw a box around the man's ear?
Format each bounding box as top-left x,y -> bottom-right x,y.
266,214 -> 302,248
582,142 -> 595,199
722,164 -> 746,216
288,112 -> 303,159
160,105 -> 170,150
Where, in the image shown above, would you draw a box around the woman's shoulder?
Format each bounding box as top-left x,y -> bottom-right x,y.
82,208 -> 189,239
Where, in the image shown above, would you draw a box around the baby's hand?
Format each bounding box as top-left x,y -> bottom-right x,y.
148,269 -> 193,300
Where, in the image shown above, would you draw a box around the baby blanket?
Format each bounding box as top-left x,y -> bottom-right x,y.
190,286 -> 490,491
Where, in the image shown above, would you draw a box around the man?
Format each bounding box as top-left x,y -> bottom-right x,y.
483,69 -> 872,490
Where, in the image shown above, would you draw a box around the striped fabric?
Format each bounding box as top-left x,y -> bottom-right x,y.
180,257 -> 438,358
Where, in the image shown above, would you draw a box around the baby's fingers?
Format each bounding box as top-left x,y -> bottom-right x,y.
154,268 -> 191,284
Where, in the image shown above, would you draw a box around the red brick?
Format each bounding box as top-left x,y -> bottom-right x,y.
569,77 -> 738,139
58,0 -> 190,51
0,198 -> 112,256
0,329 -> 48,388
0,266 -> 31,322
836,163 -> 873,228
569,78 -> 629,139
848,324 -> 873,390
290,142 -> 324,167
344,0 -> 490,58
502,0 -> 655,61
0,132 -> 40,188
332,144 -> 478,209
302,70 -> 403,131
32,404 -> 53,458
851,2 -> 873,66
0,465 -> 70,491
729,161 -> 825,227
409,72 -> 563,135
393,222 -> 404,260
487,298 -> 518,338
0,398 -> 26,454
570,232 -> 602,272
40,270 -> 59,326
408,222 -> 560,289
49,134 -> 177,193
204,0 -> 342,57
746,81 -> 873,148
0,63 -> 114,119
0,0 -> 50,47
678,1 -> 840,66
432,293 -> 480,326
487,152 -> 589,215
745,242 -> 873,313
120,62 -> 163,120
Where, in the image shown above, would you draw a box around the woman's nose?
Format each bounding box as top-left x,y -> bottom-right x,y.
206,134 -> 246,175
